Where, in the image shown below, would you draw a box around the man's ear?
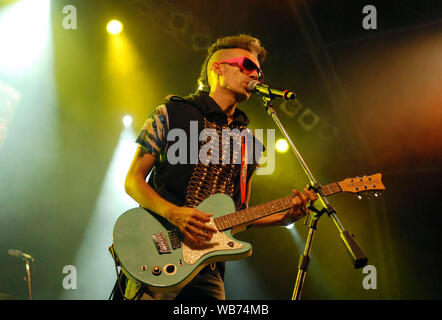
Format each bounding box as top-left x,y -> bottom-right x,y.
211,61 -> 222,76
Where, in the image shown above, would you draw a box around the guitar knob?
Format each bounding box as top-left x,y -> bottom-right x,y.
152,266 -> 161,276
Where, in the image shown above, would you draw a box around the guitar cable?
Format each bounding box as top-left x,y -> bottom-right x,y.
109,257 -> 144,300
108,258 -> 125,300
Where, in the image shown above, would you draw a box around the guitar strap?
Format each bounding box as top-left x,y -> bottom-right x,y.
240,133 -> 248,208
209,134 -> 248,273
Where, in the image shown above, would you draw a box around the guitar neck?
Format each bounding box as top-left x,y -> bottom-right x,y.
213,182 -> 341,231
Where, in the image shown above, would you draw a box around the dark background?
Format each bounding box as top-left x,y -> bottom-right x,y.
0,0 -> 441,300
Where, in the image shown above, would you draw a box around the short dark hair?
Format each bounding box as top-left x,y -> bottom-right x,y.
197,34 -> 267,92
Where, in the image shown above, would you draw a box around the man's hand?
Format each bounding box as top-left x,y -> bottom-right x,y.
281,188 -> 318,226
165,206 -> 218,245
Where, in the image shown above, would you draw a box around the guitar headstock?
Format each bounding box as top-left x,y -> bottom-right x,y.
338,173 -> 385,199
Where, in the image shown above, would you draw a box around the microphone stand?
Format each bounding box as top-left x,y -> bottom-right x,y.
24,257 -> 32,300
260,96 -> 368,300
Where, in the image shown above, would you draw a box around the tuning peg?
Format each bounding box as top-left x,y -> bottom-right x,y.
374,192 -> 379,197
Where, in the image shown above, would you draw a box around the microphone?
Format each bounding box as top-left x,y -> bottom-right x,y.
247,80 -> 296,100
8,249 -> 35,262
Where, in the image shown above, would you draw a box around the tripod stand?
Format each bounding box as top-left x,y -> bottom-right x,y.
260,96 -> 368,300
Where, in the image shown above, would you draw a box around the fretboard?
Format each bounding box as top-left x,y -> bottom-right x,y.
213,182 -> 341,231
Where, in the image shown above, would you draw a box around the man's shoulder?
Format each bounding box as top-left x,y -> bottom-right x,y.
163,94 -> 203,118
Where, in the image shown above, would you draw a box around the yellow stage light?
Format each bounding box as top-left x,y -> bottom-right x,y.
122,115 -> 132,127
275,139 -> 289,153
107,20 -> 123,35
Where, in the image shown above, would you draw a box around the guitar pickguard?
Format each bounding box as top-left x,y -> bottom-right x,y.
182,219 -> 243,265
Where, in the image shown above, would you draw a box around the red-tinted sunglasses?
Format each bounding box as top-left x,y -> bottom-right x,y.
215,56 -> 264,83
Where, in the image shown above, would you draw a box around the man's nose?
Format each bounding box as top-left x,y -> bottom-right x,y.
249,69 -> 259,80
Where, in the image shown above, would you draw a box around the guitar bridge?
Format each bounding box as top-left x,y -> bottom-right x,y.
152,232 -> 171,254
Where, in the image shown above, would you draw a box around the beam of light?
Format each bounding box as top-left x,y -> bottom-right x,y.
104,25 -> 157,115
62,126 -> 139,299
0,0 -> 51,75
104,12 -> 163,123
275,138 -> 289,153
0,81 -> 21,151
107,19 -> 123,35
288,223 -> 304,246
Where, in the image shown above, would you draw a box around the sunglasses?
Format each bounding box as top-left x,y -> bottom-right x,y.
214,56 -> 264,83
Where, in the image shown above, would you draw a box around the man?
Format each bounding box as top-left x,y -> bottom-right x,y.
116,34 -> 316,300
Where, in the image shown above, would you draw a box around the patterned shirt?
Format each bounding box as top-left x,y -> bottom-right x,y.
136,104 -> 169,158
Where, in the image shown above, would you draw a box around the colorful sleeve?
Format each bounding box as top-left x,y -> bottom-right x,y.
135,104 -> 169,156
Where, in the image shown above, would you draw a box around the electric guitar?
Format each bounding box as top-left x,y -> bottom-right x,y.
112,173 -> 385,293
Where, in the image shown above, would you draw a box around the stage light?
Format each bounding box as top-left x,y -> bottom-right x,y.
286,223 -> 295,229
0,0 -> 51,74
275,139 -> 289,153
122,115 -> 132,127
107,20 -> 123,35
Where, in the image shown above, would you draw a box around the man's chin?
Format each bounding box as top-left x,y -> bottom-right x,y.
235,89 -> 250,103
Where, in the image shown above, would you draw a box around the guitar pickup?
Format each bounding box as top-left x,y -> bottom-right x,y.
168,229 -> 182,250
152,232 -> 171,254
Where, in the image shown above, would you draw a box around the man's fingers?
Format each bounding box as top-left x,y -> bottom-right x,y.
192,209 -> 213,222
292,188 -> 312,206
188,216 -> 217,233
291,193 -> 302,207
185,224 -> 213,241
183,229 -> 201,245
190,210 -> 217,233
304,187 -> 318,201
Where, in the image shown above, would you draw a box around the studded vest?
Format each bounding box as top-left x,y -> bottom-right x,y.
147,91 -> 262,211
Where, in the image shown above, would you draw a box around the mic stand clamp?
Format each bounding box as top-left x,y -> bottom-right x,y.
260,96 -> 368,300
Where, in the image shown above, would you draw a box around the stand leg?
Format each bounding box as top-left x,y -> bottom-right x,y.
292,218 -> 318,300
25,259 -> 32,300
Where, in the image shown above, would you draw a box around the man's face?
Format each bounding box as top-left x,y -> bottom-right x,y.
210,48 -> 262,102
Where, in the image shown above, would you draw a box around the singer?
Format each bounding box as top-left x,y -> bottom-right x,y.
111,34 -> 317,300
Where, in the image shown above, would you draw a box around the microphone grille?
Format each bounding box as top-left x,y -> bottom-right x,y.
247,80 -> 260,92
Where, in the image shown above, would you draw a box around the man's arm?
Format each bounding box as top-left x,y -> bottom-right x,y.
125,146 -> 176,217
125,145 -> 217,245
231,178 -> 311,234
246,179 -> 315,228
